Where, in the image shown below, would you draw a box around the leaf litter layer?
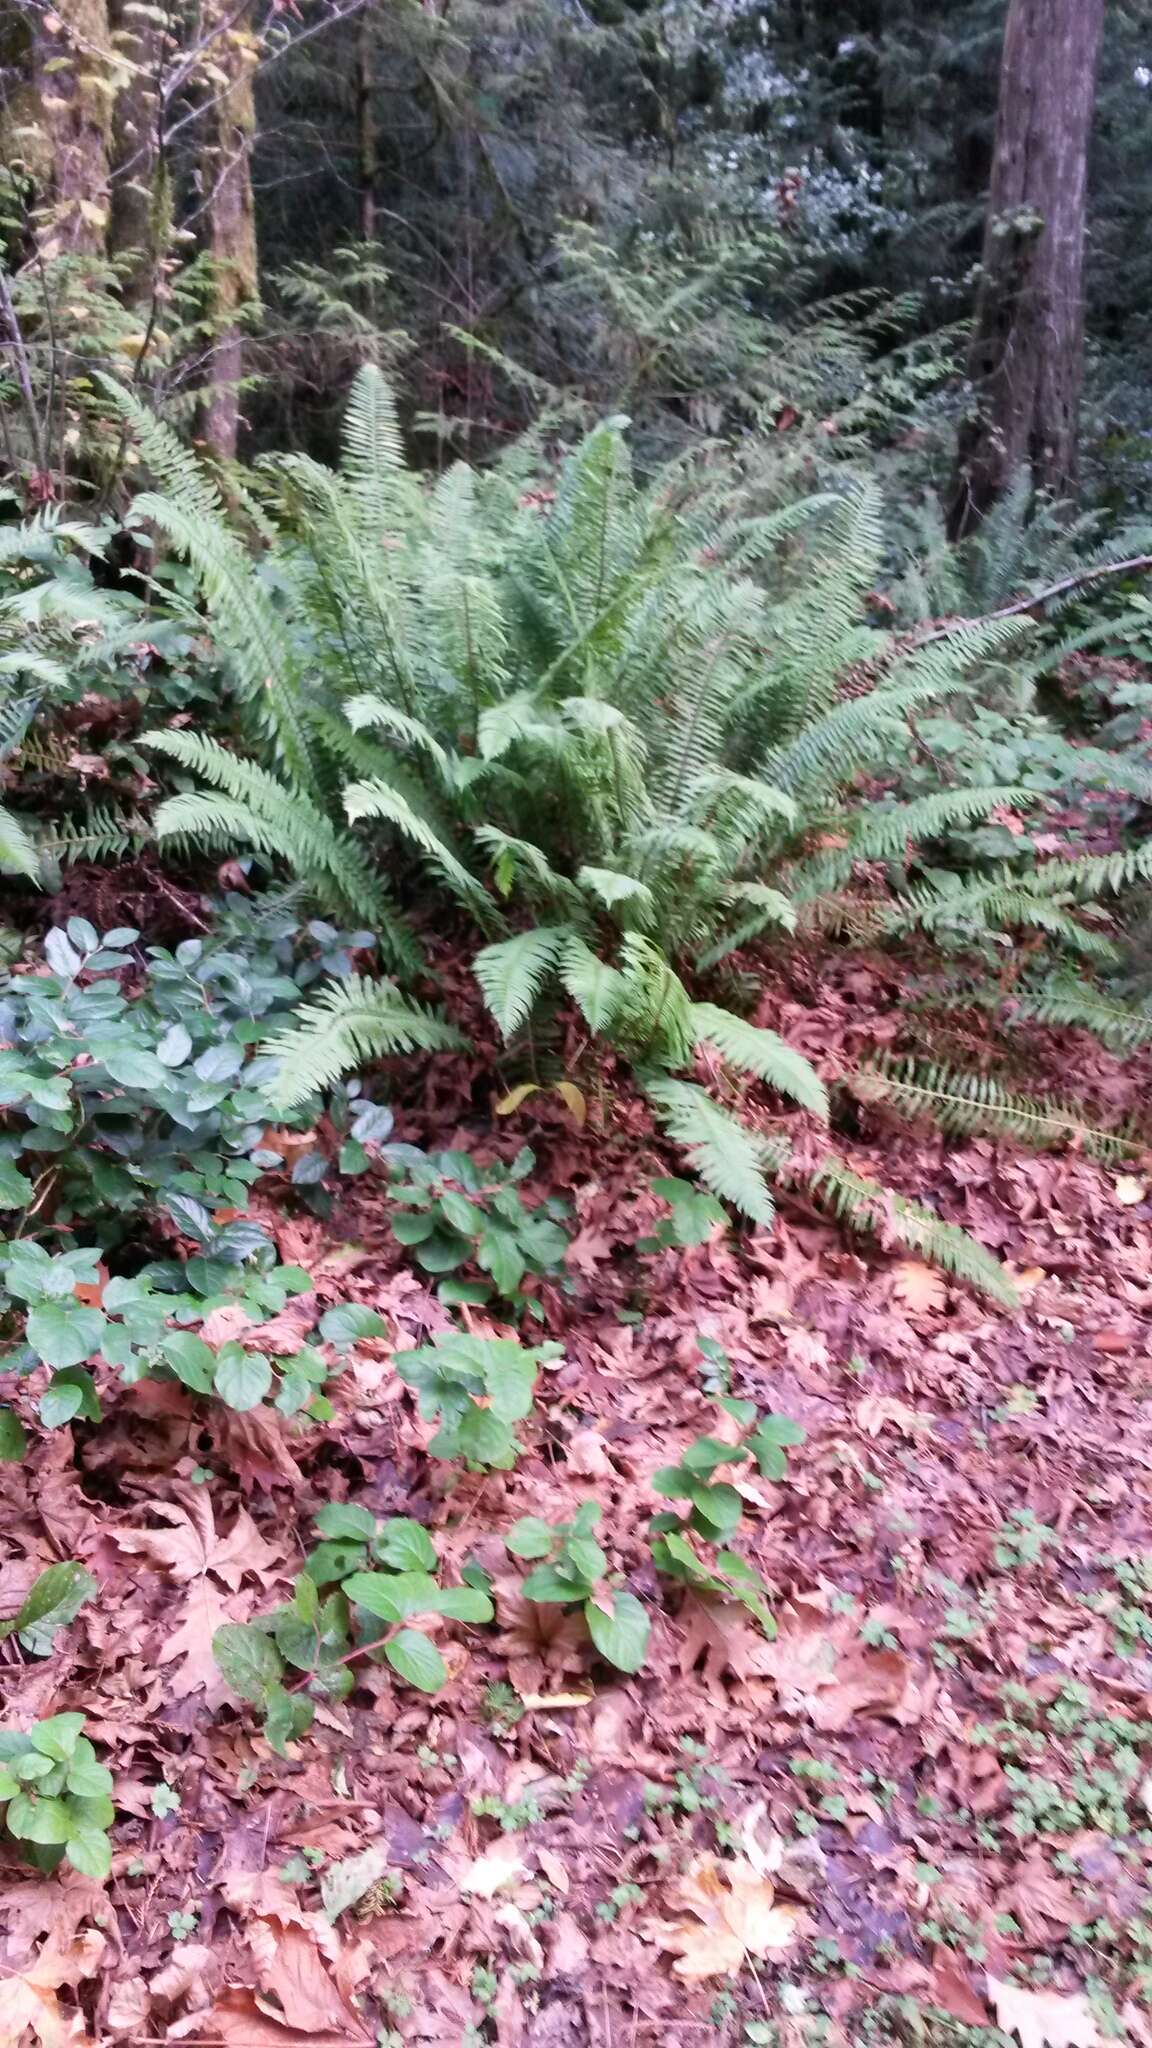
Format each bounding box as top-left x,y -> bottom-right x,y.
4,952 -> 1152,2048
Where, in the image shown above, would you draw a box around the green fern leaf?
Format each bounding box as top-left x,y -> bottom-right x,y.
643,1077 -> 778,1228
474,926 -> 575,1037
559,934 -> 627,1033
690,1002 -> 828,1120
263,977 -> 466,1110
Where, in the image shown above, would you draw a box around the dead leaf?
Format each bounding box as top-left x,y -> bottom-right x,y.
753,1602 -> 925,1729
891,1260 -> 948,1312
0,1932 -> 105,2048
253,1925 -> 368,2036
148,1942 -> 217,2009
1114,1175 -> 1147,1207
652,1856 -> 805,1980
987,1977 -> 1100,2048
114,1490 -> 280,1588
460,1837 -> 531,1898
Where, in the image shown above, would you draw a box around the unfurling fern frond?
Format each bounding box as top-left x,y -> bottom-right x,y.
800,1154 -> 1019,1306
689,1002 -> 829,1120
643,1076 -> 781,1229
852,1057 -> 1138,1161
474,926 -> 575,1037
263,977 -> 466,1110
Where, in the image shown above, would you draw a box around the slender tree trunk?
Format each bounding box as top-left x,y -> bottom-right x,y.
107,0 -> 166,306
357,0 -> 377,245
198,0 -> 259,462
949,0 -> 1106,538
31,0 -> 114,257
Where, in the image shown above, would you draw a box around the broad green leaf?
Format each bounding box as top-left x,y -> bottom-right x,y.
343,1569 -> 437,1622
6,1793 -> 72,1844
689,1481 -> 743,1536
454,1404 -> 518,1469
314,1503 -> 378,1543
66,1754 -> 114,1799
0,1410 -> 27,1461
213,1347 -> 272,1412
505,1517 -> 555,1560
372,1519 -> 437,1572
428,1586 -> 494,1623
98,1045 -> 171,1090
7,1562 -> 96,1653
156,1023 -> 193,1067
26,1304 -> 106,1371
0,1159 -> 33,1209
585,1590 -> 650,1674
264,1683 -> 315,1757
318,1304 -> 387,1349
31,1714 -> 84,1761
212,1623 -> 283,1705
64,1826 -> 112,1879
522,1563 -> 583,1605
384,1627 -> 447,1693
160,1331 -> 216,1393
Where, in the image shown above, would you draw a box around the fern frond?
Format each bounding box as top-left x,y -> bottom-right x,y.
852,1057 -> 1138,1161
1013,978 -> 1152,1051
559,933 -> 627,1033
344,695 -> 449,772
847,787 -> 1035,859
690,1002 -> 828,1119
801,1154 -> 1018,1305
643,1076 -> 778,1228
263,976 -> 466,1111
577,865 -> 655,919
0,804 -> 40,880
342,776 -> 492,915
474,925 -> 575,1037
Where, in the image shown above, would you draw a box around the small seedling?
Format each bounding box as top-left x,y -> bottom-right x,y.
639,1177 -> 727,1252
993,1508 -> 1056,1570
507,1502 -> 650,1673
649,1400 -> 804,1636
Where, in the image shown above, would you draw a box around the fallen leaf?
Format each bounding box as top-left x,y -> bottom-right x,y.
114,1490 -> 280,1588
460,1837 -> 531,1898
652,1855 -> 804,1980
891,1260 -> 948,1312
1114,1175 -> 1147,1207
987,1977 -> 1100,2048
753,1603 -> 925,1729
0,1932 -> 105,2048
253,1925 -> 368,2036
148,1942 -> 218,2009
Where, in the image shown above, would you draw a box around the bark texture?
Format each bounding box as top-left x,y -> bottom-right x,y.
31,0 -> 114,256
198,0 -> 259,462
107,0 -> 166,304
949,0 -> 1106,537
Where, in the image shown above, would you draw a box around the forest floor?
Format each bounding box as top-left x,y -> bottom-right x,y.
4,949 -> 1152,2048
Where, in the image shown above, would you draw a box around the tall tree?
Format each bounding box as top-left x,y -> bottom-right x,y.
197,0 -> 259,461
949,0 -> 1107,536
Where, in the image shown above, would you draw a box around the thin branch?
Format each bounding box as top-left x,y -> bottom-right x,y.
912,553 -> 1152,647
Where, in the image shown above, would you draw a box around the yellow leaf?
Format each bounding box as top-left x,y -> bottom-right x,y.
554,1081 -> 587,1127
495,1082 -> 539,1116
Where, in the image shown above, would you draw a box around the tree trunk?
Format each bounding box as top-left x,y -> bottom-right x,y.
948,0 -> 1106,538
197,0 -> 259,462
357,0 -> 377,246
107,0 -> 167,306
31,0 -> 114,257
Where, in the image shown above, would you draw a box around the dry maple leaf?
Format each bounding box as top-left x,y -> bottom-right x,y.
754,1601 -> 924,1729
0,1931 -> 105,2048
987,1977 -> 1100,2048
652,1855 -> 805,1980
114,1490 -> 280,1703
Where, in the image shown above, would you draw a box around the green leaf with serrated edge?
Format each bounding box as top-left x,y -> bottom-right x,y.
212,1623 -> 283,1705
372,1519 -> 437,1571
384,1628 -> 447,1693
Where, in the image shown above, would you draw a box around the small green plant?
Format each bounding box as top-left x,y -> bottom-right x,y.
0,1231 -> 329,1443
0,1562 -> 96,1655
649,1400 -> 805,1633
386,1146 -> 570,1313
0,1714 -> 116,1877
506,1501 -> 651,1673
638,1177 -> 728,1252
993,1508 -> 1057,1570
213,1507 -> 494,1750
395,1329 -> 560,1469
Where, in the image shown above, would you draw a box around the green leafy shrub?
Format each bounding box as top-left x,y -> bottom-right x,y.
506,1502 -> 650,1673
0,1215 -> 339,1446
0,1714 -> 115,1877
638,1177 -> 729,1252
0,915 -> 356,1241
395,1329 -> 559,1469
386,1145 -> 569,1312
650,1401 -> 805,1638
213,1507 -> 494,1749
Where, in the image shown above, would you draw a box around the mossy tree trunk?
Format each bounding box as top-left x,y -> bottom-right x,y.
107,0 -> 167,305
31,0 -> 115,257
949,0 -> 1107,537
197,0 -> 259,461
